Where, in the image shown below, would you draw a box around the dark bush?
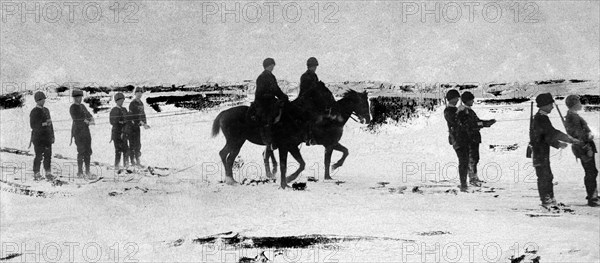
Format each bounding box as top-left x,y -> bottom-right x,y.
0,92 -> 24,110
366,96 -> 441,132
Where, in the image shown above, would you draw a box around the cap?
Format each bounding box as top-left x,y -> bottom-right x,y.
535,93 -> 555,107
445,89 -> 460,101
461,91 -> 474,102
34,91 -> 46,102
263,58 -> 276,68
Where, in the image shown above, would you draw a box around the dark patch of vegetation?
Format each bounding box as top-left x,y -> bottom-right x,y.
569,79 -> 588,83
480,97 -> 530,105
366,96 -> 441,132
55,86 -> 69,94
146,93 -> 246,112
112,85 -> 135,92
193,233 -> 411,249
0,92 -> 24,110
69,84 -> 247,95
584,106 -> 600,112
457,84 -> 478,90
580,95 -> 600,105
488,90 -> 503,96
535,79 -> 565,85
488,83 -> 507,88
84,96 -> 109,113
81,86 -> 111,94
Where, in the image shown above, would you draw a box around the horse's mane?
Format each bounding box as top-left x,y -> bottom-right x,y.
342,89 -> 359,99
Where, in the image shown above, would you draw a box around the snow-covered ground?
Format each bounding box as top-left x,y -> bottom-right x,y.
1,91 -> 599,262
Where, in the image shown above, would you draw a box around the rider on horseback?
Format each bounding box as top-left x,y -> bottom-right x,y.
298,57 -> 337,145
254,58 -> 289,150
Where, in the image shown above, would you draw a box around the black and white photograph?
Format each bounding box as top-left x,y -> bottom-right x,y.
1,1 -> 599,262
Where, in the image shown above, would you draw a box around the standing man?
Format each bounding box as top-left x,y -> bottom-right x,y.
443,89 -> 460,147
531,93 -> 580,208
30,91 -> 55,181
254,58 -> 289,149
564,95 -> 598,207
109,92 -> 130,169
455,91 -> 496,191
70,89 -> 95,177
129,87 -> 150,166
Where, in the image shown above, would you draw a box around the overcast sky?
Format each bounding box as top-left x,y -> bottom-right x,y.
1,1 -> 598,87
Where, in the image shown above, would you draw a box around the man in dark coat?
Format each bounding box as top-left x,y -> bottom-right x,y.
129,87 -> 150,166
298,57 -> 336,113
443,89 -> 460,147
29,91 -> 55,181
564,94 -> 598,207
299,57 -> 320,97
254,58 -> 289,149
70,89 -> 95,177
455,91 -> 496,191
109,92 -> 130,169
531,93 -> 580,208
297,57 -> 336,145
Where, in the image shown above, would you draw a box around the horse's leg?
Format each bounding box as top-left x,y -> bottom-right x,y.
263,147 -> 276,179
332,143 -> 349,170
262,148 -> 272,179
278,148 -> 290,189
270,149 -> 278,175
286,146 -> 305,183
224,140 -> 244,185
324,145 -> 334,180
219,143 -> 234,184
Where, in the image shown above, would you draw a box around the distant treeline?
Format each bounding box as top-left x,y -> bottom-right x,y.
147,93 -> 246,112
367,96 -> 441,131
480,97 -> 530,105
55,84 -> 248,95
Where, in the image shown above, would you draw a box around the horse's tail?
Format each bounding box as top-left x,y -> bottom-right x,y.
211,111 -> 223,137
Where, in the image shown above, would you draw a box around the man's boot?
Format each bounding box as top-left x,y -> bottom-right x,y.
45,170 -> 54,181
468,167 -> 483,187
114,152 -> 121,170
459,175 -> 468,192
85,157 -> 91,175
541,196 -> 554,210
33,172 -> 43,181
77,158 -> 84,178
588,188 -> 599,207
123,152 -> 130,168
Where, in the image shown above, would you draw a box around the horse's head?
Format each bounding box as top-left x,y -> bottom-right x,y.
342,90 -> 371,124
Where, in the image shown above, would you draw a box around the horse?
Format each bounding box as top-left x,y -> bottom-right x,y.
211,96 -> 311,188
264,88 -> 371,181
211,88 -> 370,188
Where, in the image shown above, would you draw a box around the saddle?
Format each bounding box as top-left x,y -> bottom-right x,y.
247,101 -> 284,125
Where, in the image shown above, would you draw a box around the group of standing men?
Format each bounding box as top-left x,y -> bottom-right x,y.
29,88 -> 150,181
444,90 -> 598,207
444,90 -> 496,192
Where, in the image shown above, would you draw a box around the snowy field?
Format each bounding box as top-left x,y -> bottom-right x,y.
1,91 -> 599,262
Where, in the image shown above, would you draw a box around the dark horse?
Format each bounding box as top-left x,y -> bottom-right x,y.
211,88 -> 370,188
265,88 -> 371,181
